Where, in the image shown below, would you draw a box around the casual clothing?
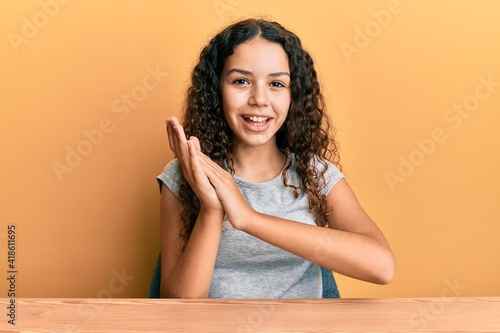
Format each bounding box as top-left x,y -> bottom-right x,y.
157,156 -> 344,298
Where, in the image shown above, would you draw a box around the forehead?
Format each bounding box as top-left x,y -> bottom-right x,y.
223,38 -> 289,73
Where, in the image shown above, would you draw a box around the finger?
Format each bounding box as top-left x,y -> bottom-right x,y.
188,136 -> 202,151
166,118 -> 180,153
172,119 -> 188,146
188,141 -> 211,189
196,150 -> 223,171
195,150 -> 231,187
168,119 -> 194,185
187,141 -> 197,170
166,119 -> 176,153
170,123 -> 183,158
170,116 -> 179,126
171,120 -> 190,162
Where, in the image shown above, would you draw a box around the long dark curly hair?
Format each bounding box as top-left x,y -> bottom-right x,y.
178,18 -> 341,245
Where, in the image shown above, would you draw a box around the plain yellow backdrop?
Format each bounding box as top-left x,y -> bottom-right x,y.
1,0 -> 499,298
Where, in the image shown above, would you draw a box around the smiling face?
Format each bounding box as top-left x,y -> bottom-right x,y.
220,37 -> 291,150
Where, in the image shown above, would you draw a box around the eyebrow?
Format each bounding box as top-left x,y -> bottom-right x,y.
226,68 -> 290,78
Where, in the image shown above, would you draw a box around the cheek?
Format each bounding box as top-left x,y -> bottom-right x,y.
275,95 -> 291,116
223,92 -> 247,115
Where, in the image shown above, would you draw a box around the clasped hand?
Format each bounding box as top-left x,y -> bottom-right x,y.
166,117 -> 251,230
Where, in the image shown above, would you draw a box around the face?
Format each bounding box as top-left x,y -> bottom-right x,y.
220,37 -> 291,149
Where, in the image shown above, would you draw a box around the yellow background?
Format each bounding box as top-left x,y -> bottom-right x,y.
1,0 -> 499,298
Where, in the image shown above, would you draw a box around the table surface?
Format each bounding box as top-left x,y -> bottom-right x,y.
1,297 -> 499,332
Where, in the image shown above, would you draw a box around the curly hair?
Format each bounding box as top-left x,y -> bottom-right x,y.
178,18 -> 341,245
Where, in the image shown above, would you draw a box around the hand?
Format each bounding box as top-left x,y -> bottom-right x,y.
166,117 -> 223,214
193,150 -> 255,231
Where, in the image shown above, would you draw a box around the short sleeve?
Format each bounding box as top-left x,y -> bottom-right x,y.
156,159 -> 183,197
317,159 -> 344,196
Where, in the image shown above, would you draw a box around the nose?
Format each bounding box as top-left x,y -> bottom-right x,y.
248,83 -> 269,107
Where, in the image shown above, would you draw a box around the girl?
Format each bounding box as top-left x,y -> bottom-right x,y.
157,18 -> 395,298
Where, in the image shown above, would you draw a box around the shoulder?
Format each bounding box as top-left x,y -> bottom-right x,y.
287,153 -> 344,195
163,158 -> 181,175
156,159 -> 183,197
310,155 -> 345,196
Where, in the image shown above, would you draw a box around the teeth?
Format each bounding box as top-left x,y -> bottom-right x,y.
245,116 -> 269,122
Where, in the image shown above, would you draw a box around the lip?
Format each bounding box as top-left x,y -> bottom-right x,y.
240,115 -> 272,132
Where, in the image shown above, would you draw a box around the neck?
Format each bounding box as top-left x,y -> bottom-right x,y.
232,144 -> 286,183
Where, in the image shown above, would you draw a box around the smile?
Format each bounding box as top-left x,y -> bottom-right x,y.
242,115 -> 270,126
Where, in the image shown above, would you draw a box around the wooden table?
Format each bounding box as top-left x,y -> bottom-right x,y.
1,297 -> 499,332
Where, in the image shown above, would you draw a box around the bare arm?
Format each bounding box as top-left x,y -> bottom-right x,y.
197,150 -> 396,284
160,185 -> 223,298
160,117 -> 225,298
241,179 -> 395,284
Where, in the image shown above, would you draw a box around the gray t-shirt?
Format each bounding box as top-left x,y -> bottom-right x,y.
157,156 -> 344,298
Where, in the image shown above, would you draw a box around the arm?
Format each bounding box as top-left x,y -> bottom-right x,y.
160,184 -> 223,298
160,117 -> 225,298
242,179 -> 395,284
196,151 -> 396,284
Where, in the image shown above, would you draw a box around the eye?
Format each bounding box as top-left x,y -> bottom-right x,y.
270,81 -> 285,88
233,78 -> 249,85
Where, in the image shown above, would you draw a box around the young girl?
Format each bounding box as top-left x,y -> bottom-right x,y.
157,18 -> 395,298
